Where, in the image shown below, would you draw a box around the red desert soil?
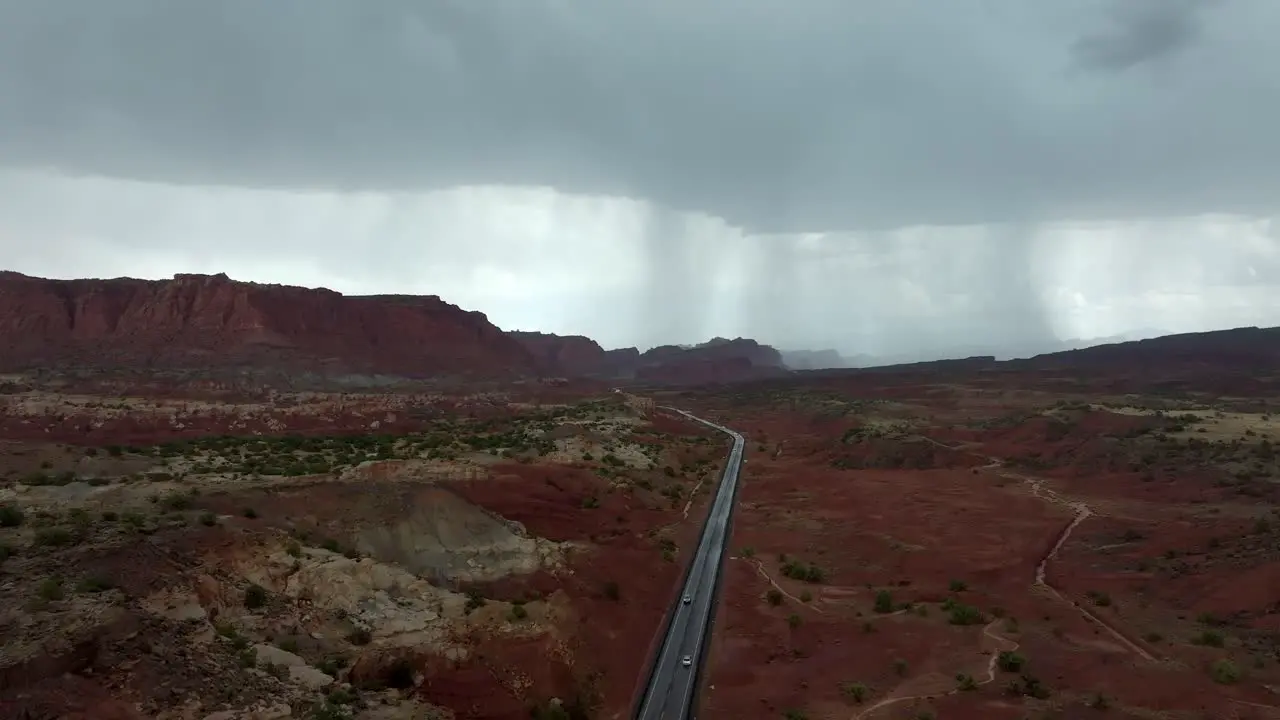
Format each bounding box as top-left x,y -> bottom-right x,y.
690,378 -> 1280,720
7,276 -> 1280,720
0,388 -> 728,720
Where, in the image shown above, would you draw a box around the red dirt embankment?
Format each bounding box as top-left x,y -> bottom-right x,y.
448,461 -> 709,718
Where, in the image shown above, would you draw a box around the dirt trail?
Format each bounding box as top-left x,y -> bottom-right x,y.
1230,699 -> 1280,719
839,434 -> 1278,718
682,475 -> 708,518
739,556 -> 922,621
914,434 -> 1156,661
963,443 -> 1280,716
998,466 -> 1155,661
851,620 -> 1018,719
739,557 -> 826,613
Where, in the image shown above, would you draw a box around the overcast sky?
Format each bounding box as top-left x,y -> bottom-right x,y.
1,0 -> 1278,358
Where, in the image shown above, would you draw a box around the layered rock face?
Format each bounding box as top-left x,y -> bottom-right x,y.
509,333 -> 787,384
0,272 -> 797,384
0,272 -> 540,378
681,337 -> 785,368
508,331 -> 610,377
602,347 -> 642,378
631,337 -> 788,385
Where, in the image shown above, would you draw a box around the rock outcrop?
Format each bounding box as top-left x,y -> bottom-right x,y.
509,331 -> 610,376
632,337 -> 788,385
0,271 -> 798,385
602,347 -> 642,378
510,333 -> 788,384
0,272 -> 540,379
682,337 -> 785,368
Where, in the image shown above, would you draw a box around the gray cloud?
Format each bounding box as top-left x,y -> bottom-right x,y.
3,1 -> 1280,362
1073,0 -> 1211,72
1,0 -> 1278,232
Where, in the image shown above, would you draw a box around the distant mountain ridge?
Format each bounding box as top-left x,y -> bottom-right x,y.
507,333 -> 787,384
1,271 -> 1269,386
789,326 -> 1280,400
780,329 -> 1177,370
0,272 -> 789,385
0,271 -> 539,379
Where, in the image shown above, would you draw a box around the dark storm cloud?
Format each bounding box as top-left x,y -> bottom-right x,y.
1,0 -> 1278,232
1072,0 -> 1212,72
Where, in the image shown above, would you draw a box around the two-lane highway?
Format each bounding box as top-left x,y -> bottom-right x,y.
634,408 -> 745,720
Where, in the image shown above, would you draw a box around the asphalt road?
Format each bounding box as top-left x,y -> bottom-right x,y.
633,408 -> 745,720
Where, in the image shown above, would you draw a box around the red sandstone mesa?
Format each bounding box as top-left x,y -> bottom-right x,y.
510,332 -> 789,384
629,338 -> 788,385
0,271 -> 539,378
0,271 -> 791,385
509,331 -> 612,377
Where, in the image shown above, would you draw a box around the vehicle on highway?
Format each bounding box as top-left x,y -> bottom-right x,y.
633,410 -> 744,719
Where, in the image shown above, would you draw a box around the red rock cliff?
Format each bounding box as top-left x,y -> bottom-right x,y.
0,272 -> 539,378
509,331 -> 610,376
632,337 -> 788,385
677,337 -> 785,368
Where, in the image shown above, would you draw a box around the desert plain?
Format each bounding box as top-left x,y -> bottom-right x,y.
2,272 -> 1280,720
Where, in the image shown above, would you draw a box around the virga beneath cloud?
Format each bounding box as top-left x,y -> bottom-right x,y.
1,171 -> 1276,357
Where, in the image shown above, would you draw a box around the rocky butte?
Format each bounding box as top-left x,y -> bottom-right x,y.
508,333 -> 790,384
630,337 -> 788,385
507,331 -> 611,377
